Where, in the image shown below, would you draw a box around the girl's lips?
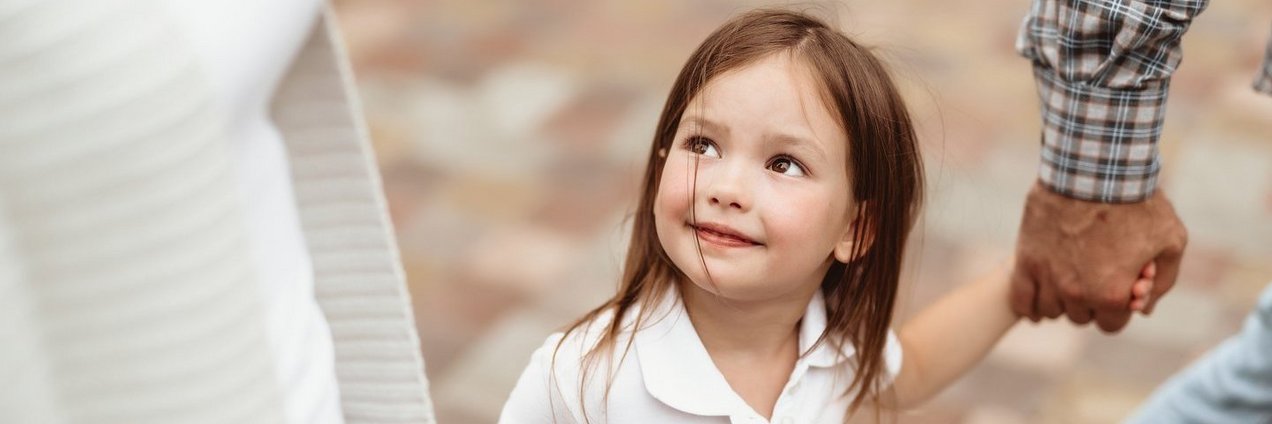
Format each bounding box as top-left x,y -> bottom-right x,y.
691,222 -> 761,247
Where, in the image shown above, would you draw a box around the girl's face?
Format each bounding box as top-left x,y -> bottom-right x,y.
654,53 -> 858,302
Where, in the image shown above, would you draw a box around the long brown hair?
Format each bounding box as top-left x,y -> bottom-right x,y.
552,8 -> 923,421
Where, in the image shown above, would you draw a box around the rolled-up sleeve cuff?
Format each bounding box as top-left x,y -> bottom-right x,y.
1018,0 -> 1208,203
1033,65 -> 1165,203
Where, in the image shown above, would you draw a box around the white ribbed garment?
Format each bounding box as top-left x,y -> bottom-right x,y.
161,1 -> 345,423
273,9 -> 436,424
0,1 -> 435,423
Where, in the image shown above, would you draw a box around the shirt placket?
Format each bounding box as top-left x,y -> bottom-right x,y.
767,360 -> 811,424
723,361 -> 811,424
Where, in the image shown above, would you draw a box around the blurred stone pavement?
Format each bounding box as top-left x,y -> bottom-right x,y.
330,1 -> 1272,422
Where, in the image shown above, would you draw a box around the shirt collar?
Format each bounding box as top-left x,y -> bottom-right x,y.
632,287 -> 745,416
799,289 -> 855,368
633,287 -> 855,416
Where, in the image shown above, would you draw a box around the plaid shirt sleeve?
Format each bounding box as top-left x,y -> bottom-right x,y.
1017,0 -> 1209,203
1255,28 -> 1272,96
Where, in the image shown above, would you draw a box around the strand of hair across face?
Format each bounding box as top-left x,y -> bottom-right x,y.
687,118 -> 718,298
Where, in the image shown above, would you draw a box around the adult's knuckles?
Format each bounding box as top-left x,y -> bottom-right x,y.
1055,280 -> 1086,302
1092,290 -> 1130,310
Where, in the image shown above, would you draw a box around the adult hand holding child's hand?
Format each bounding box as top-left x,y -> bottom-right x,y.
1009,182 -> 1188,333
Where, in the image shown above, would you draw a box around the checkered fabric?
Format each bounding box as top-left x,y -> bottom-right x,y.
1255,28 -> 1272,96
1017,0 -> 1209,203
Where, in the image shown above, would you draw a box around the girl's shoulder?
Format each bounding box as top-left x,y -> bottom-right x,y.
501,306 -> 644,423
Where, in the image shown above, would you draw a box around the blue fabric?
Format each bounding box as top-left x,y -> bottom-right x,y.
1126,284 -> 1272,424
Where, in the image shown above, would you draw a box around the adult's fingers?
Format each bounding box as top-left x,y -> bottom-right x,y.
1143,246 -> 1185,315
1009,261 -> 1039,322
1063,300 -> 1093,325
1094,309 -> 1132,333
1035,274 -> 1064,320
1143,193 -> 1188,315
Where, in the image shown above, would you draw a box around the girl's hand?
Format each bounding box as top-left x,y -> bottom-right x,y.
1129,262 -> 1156,313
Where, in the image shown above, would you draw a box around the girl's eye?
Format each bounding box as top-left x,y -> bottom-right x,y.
768,157 -> 806,177
686,137 -> 721,158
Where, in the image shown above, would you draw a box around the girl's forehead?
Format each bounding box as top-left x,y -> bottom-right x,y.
682,54 -> 847,155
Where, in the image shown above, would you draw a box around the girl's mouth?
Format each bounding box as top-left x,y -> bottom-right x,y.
690,222 -> 762,247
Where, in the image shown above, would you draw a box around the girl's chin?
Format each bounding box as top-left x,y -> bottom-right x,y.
679,277 -> 774,301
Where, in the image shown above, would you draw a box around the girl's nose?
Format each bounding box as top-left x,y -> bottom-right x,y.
709,193 -> 745,210
704,163 -> 750,212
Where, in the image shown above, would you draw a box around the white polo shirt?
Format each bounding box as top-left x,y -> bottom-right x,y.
500,288 -> 903,424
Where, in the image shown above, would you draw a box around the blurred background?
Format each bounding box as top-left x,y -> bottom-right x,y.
329,0 -> 1272,422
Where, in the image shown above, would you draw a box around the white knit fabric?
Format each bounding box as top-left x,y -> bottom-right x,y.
162,1 -> 345,422
272,9 -> 436,423
0,1 -> 435,422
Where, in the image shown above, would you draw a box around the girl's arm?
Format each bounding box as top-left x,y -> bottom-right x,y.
883,262 -> 1155,409
882,266 -> 1017,409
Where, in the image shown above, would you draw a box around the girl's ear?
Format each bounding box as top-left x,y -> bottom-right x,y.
833,201 -> 875,264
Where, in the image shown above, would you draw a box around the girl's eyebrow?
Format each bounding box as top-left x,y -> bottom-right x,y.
679,115 -> 729,136
768,133 -> 828,162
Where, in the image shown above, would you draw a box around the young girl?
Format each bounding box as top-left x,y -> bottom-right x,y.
500,9 -> 1152,423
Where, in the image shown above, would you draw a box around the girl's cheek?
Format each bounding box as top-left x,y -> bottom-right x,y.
765,190 -> 841,241
654,162 -> 690,217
